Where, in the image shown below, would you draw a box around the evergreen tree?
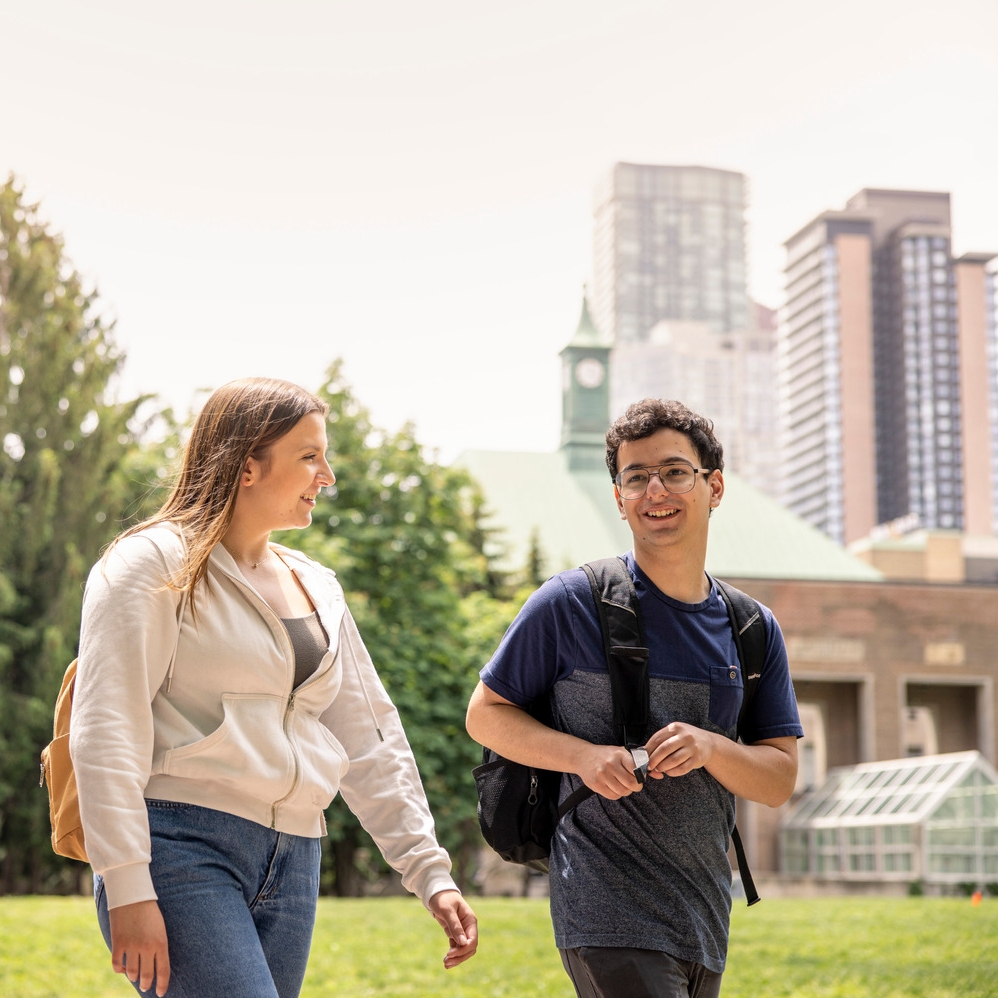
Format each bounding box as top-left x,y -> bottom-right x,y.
0,176 -> 165,893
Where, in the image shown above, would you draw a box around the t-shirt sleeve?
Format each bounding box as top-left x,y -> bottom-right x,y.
738,607 -> 804,743
480,572 -> 587,706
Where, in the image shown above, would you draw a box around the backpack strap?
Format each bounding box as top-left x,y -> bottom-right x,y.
729,826 -> 759,907
715,577 -> 767,906
582,557 -> 650,749
714,579 -> 766,743
557,558 -> 650,819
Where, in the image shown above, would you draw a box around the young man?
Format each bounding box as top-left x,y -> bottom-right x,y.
466,399 -> 802,998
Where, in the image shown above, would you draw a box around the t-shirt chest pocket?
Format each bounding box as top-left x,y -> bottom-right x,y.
708,663 -> 743,732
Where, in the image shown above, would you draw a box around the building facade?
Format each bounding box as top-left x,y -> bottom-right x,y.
779,189 -> 998,545
591,163 -> 750,343
731,573 -> 998,883
610,303 -> 779,497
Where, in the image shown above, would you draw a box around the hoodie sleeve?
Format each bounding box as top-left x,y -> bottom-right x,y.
70,532 -> 184,909
321,605 -> 458,907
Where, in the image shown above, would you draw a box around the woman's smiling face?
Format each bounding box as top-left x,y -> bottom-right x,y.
241,411 -> 335,532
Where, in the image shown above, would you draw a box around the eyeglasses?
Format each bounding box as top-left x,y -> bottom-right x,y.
614,463 -> 711,499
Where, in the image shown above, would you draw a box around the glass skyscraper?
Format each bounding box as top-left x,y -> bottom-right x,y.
779,189 -> 998,544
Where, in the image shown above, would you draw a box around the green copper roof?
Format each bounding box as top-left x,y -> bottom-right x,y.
705,471 -> 882,581
561,297 -> 612,352
458,449 -> 632,575
456,449 -> 883,582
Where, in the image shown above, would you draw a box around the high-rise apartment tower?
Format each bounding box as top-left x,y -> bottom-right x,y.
779,189 -> 998,544
591,163 -> 750,343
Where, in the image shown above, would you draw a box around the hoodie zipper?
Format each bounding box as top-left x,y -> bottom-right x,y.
219,554 -> 307,829
220,548 -> 384,825
271,690 -> 301,829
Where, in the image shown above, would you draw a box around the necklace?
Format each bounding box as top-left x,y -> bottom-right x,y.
221,540 -> 270,574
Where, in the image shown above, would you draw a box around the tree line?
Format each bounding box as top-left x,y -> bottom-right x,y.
0,175 -> 544,896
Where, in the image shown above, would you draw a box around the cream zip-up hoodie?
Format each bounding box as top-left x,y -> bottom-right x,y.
71,524 -> 457,910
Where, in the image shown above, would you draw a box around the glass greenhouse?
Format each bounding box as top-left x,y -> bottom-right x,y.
780,751 -> 998,888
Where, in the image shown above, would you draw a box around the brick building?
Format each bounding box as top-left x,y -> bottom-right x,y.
726,572 -> 998,878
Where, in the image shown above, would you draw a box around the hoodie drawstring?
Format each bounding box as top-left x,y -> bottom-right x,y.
343,620 -> 384,743
165,590 -> 188,694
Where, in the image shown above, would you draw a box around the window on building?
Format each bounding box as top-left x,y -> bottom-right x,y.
796,704 -> 827,794
903,706 -> 939,756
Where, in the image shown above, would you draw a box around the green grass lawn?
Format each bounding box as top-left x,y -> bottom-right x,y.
1,895 -> 996,997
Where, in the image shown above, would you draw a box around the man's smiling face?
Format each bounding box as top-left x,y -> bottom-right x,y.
613,427 -> 722,556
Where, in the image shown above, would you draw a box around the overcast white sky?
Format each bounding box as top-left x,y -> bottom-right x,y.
5,0 -> 997,460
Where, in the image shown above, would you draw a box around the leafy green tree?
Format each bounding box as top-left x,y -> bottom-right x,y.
0,176 -> 168,893
282,361 -> 516,894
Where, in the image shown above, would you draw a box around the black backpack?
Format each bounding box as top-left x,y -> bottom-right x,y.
473,556 -> 766,904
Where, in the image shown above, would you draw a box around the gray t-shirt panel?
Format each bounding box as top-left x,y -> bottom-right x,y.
549,670 -> 734,971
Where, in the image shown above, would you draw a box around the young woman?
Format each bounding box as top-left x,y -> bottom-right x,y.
71,378 -> 477,998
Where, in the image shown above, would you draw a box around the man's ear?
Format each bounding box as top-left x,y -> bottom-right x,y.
614,484 -> 627,520
708,470 -> 724,508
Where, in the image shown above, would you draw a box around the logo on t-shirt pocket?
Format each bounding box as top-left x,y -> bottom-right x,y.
708,663 -> 743,732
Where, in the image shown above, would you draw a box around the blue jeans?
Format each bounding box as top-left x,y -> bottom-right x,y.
95,801 -> 322,998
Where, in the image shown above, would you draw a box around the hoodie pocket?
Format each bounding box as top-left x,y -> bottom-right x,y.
708,665 -> 743,733
163,694 -> 289,792
162,694 -> 345,806
291,715 -> 351,808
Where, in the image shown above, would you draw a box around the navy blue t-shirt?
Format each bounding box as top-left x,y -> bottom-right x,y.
481,552 -> 802,973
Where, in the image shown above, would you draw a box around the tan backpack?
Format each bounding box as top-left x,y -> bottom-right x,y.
40,658 -> 88,862
41,547 -> 189,864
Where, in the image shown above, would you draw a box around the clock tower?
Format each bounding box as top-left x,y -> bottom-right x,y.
560,295 -> 612,472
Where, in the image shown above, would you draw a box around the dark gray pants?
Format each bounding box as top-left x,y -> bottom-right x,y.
561,946 -> 723,998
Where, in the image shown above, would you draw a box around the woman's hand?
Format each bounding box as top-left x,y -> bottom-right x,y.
108,899 -> 171,997
427,889 -> 478,969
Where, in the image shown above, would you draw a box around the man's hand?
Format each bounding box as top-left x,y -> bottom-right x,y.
427,890 -> 478,969
108,899 -> 170,997
577,743 -> 645,798
645,722 -> 718,779
466,682 -> 644,800
645,725 -> 799,806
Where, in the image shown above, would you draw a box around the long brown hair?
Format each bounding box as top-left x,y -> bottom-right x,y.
119,377 -> 328,615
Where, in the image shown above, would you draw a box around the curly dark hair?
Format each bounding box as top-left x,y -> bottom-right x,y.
605,398 -> 724,481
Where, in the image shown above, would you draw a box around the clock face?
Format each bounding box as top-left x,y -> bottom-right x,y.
575,357 -> 605,389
